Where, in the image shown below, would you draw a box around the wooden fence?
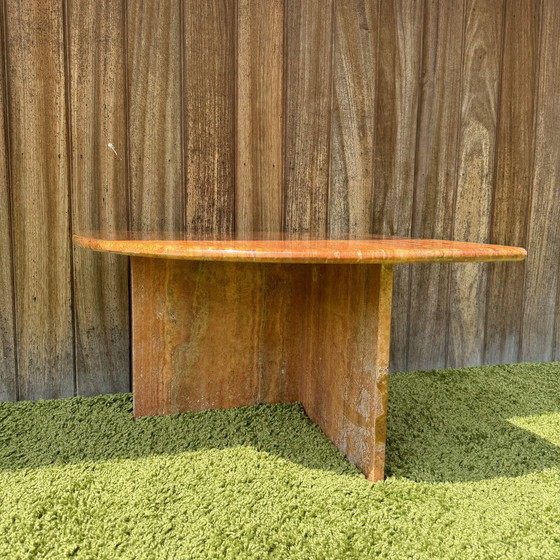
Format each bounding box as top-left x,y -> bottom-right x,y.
1,0 -> 559,401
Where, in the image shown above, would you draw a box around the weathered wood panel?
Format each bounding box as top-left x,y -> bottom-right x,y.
68,0 -> 130,396
183,0 -> 236,233
407,0 -> 466,371
127,0 -> 184,231
521,0 -> 560,363
372,0 -> 423,373
447,0 -> 503,368
284,0 -> 333,234
1,0 -> 560,401
236,0 -> 284,233
328,0 -> 377,236
0,1 -> 16,401
484,0 -> 541,365
6,0 -> 74,400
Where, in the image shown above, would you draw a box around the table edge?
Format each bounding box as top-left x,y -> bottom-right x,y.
72,234 -> 527,264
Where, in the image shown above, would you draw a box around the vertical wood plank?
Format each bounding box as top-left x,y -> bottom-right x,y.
0,0 -> 16,400
327,0 -> 377,236
68,0 -> 130,396
6,0 -> 74,399
447,0 -> 503,368
484,0 -> 540,365
283,0 -> 333,234
407,0 -> 466,372
184,0 -> 236,233
128,0 -> 184,231
521,0 -> 560,363
372,0 -> 423,372
236,0 -> 284,233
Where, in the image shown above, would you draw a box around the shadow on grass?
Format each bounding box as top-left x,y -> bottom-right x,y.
385,362 -> 560,482
0,395 -> 358,476
0,362 -> 558,482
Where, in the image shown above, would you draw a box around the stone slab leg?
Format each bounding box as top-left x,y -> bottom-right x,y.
131,257 -> 393,481
131,257 -> 307,416
298,264 -> 393,482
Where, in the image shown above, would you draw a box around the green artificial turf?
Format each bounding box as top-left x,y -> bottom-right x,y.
0,362 -> 559,559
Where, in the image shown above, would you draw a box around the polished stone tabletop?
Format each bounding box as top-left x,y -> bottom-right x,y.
74,231 -> 527,264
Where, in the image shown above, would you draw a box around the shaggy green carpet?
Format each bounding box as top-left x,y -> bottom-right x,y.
1,363 -> 559,559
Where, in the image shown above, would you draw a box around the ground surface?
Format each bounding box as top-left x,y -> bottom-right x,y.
0,362 -> 559,559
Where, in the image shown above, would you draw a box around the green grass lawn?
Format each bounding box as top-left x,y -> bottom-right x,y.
1,362 -> 559,559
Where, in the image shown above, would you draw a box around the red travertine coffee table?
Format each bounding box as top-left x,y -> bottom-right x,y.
74,232 -> 526,481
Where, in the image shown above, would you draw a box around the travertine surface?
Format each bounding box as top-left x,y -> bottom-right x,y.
74,231 -> 526,264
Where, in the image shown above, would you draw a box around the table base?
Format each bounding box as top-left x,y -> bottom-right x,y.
131,257 -> 393,482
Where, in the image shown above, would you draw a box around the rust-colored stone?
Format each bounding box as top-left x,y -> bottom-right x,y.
74,231 -> 527,264
75,232 -> 526,481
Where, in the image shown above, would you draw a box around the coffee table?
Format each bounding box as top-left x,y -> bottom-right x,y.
74,232 -> 526,481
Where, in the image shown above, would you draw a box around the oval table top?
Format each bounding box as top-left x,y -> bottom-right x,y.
73,231 -> 527,264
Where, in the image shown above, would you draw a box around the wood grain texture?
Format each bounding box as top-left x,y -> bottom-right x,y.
484,0 -> 540,365
0,2 -> 16,401
521,0 -> 560,362
447,0 -> 503,368
407,0 -> 466,371
283,0 -> 333,234
372,0 -> 423,373
6,0 -> 74,400
328,0 -> 377,236
299,264 -> 393,482
74,232 -> 526,264
68,0 -> 130,396
127,0 -> 183,231
3,0 -> 560,402
236,0 -> 284,233
184,0 -> 236,234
